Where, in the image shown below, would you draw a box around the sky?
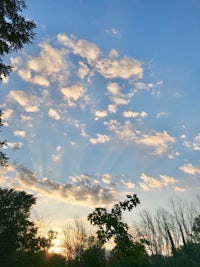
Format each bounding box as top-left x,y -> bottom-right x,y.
1,0 -> 200,231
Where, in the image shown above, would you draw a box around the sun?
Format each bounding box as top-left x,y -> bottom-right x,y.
48,240 -> 62,255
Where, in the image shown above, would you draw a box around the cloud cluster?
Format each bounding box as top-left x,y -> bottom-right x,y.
139,173 -> 178,191
5,165 -> 118,206
105,120 -> 175,155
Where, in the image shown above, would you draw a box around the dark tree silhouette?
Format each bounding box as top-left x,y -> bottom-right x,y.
0,187 -> 54,266
0,0 -> 36,80
88,194 -> 141,253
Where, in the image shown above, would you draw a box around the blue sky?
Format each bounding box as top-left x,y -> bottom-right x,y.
1,0 -> 200,226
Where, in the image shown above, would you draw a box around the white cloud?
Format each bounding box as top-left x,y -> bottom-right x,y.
95,110 -> 108,120
179,163 -> 200,175
96,57 -> 143,79
156,112 -> 168,118
90,134 -> 110,144
107,104 -> 117,114
139,173 -> 177,191
107,82 -> 121,95
1,109 -> 13,121
57,34 -> 100,64
14,130 -> 26,138
13,42 -> 69,88
105,120 -> 175,155
102,173 -> 111,184
48,108 -> 60,120
61,85 -> 85,106
51,146 -> 62,162
121,179 -> 135,189
139,131 -> 175,155
7,142 -> 23,150
78,61 -> 90,79
8,91 -> 39,112
123,111 -> 139,118
174,186 -> 186,192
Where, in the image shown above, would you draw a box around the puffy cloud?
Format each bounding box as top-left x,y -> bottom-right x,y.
48,108 -> 60,120
106,83 -> 129,106
78,61 -> 90,79
7,142 -> 23,150
1,109 -> 13,121
8,91 -> 39,112
107,104 -> 117,114
95,110 -> 108,120
139,173 -> 177,191
123,110 -> 148,120
14,130 -> 26,138
121,180 -> 135,189
17,43 -> 68,86
107,82 -> 121,95
57,34 -> 100,64
138,131 -> 175,155
61,85 -> 85,106
123,111 -> 139,118
179,163 -> 200,175
96,56 -> 143,79
90,134 -> 110,144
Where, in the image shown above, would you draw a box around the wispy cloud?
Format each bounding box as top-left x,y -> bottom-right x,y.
139,173 -> 178,191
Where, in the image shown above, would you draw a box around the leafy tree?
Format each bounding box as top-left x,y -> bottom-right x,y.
88,194 -> 142,254
0,187 -> 55,266
0,0 -> 36,80
0,110 -> 9,166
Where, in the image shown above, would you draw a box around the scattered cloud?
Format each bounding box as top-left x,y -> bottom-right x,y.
48,108 -> 61,120
139,173 -> 178,191
174,186 -> 186,192
95,110 -> 108,120
179,163 -> 200,175
105,120 -> 175,155
90,134 -> 110,144
61,85 -> 85,107
7,142 -> 23,150
8,91 -> 40,112
14,130 -> 26,138
51,146 -> 62,162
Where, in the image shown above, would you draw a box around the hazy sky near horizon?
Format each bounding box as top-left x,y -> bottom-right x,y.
1,0 -> 200,224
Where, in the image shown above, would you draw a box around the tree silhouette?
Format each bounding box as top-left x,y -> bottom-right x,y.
88,195 -> 141,253
0,0 -> 36,81
0,187 -> 54,266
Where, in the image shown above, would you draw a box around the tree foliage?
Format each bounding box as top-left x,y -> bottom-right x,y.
0,187 -> 55,265
88,194 -> 141,253
0,0 -> 36,80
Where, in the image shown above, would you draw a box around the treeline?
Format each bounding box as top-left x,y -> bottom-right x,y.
0,188 -> 200,267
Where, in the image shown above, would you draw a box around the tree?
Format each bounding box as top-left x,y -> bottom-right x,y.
0,0 -> 36,81
0,110 -> 9,166
88,195 -> 143,254
0,187 -> 55,266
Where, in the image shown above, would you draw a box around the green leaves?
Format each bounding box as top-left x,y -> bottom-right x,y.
88,194 -> 140,252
